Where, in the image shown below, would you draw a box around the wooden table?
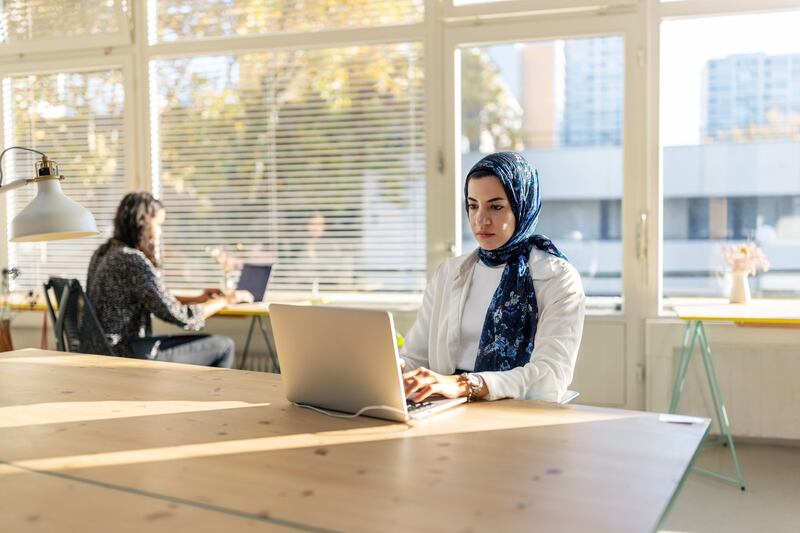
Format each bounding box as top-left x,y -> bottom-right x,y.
669,298 -> 800,491
0,349 -> 709,533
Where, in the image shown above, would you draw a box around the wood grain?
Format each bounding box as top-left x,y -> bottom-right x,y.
0,349 -> 708,533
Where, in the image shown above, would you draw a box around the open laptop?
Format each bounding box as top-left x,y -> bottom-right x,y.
231,263 -> 273,304
269,304 -> 467,422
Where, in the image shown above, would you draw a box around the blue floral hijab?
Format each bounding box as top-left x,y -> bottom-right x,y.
466,152 -> 567,372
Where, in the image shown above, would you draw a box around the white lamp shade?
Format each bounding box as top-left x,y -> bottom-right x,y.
10,178 -> 98,242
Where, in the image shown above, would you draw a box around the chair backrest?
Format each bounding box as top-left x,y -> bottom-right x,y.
43,277 -> 116,356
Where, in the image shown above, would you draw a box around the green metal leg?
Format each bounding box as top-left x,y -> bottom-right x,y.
669,320 -> 746,490
695,321 -> 746,490
669,321 -> 699,414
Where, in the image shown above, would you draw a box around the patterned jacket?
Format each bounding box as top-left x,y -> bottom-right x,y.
86,243 -> 205,356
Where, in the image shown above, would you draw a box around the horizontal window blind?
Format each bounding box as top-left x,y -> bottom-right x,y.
3,69 -> 127,291
149,0 -> 424,44
150,43 -> 426,295
0,0 -> 123,43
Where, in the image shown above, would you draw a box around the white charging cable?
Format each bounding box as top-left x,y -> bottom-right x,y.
292,402 -> 408,419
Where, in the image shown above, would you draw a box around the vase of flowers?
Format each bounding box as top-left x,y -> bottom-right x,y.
206,245 -> 243,294
722,242 -> 769,304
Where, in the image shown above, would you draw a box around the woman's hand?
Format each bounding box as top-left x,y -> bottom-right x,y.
225,290 -> 255,304
403,367 -> 469,403
200,288 -> 224,302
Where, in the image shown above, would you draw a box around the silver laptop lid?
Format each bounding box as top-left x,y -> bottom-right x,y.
269,304 -> 409,422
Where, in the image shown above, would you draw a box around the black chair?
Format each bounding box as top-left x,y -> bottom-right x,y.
43,277 -> 116,356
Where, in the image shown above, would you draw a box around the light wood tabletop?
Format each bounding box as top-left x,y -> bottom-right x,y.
0,349 -> 709,533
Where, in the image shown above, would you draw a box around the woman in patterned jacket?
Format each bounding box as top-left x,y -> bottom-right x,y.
86,192 -> 252,367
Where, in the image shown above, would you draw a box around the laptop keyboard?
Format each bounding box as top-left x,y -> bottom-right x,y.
406,399 -> 433,412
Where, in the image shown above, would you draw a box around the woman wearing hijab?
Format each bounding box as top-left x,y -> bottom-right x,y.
401,152 -> 585,403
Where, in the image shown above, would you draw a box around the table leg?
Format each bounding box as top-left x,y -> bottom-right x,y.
255,315 -> 280,373
238,316 -> 258,370
0,318 -> 13,351
40,310 -> 49,350
669,321 -> 699,414
694,321 -> 746,490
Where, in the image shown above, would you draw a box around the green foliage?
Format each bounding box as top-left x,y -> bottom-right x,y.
461,48 -> 524,153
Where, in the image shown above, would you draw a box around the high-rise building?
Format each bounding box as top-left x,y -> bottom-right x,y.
703,52 -> 800,141
560,36 -> 624,147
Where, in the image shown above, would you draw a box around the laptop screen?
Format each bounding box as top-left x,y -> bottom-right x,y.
236,263 -> 273,302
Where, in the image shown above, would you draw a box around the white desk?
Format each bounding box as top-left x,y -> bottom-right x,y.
669,298 -> 800,490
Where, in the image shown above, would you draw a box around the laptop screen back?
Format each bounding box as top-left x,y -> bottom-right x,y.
236,264 -> 272,301
270,304 -> 409,422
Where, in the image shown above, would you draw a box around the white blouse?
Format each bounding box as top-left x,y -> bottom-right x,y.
400,248 -> 585,402
456,260 -> 505,371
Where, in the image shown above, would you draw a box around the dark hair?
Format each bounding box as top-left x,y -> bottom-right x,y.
464,169 -> 499,211
98,192 -> 164,267
466,169 -> 497,181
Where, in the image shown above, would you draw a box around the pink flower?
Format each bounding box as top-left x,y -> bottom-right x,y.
722,242 -> 770,276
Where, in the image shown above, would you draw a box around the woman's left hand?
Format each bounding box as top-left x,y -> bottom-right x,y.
403,367 -> 468,403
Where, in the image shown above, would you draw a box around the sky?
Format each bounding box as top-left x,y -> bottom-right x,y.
660,10 -> 800,146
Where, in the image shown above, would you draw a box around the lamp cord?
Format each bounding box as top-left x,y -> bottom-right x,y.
0,146 -> 48,188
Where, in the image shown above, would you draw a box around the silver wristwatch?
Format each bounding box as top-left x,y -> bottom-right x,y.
461,372 -> 484,401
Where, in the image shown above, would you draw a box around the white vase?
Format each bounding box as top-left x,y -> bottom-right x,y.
729,269 -> 751,304
221,271 -> 238,295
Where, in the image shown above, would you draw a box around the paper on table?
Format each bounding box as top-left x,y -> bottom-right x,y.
658,413 -> 706,425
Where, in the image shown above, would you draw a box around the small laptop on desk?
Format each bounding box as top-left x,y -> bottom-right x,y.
228,263 -> 272,307
269,304 -> 467,422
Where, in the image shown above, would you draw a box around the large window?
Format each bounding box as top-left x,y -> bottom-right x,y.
459,36 -> 624,297
150,44 -> 426,294
3,0 -> 796,313
661,11 -> 800,298
3,67 -> 127,291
